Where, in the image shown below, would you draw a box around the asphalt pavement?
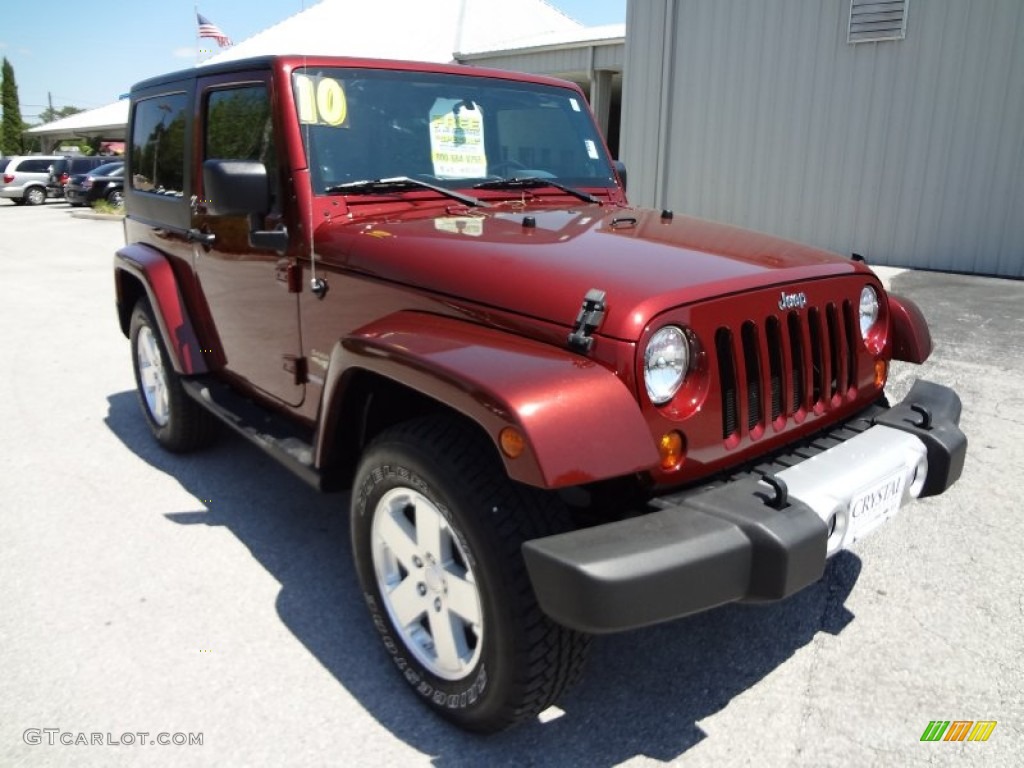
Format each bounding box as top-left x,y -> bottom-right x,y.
1,201 -> 1021,767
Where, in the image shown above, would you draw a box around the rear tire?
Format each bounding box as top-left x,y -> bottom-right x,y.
351,417 -> 589,733
129,300 -> 217,452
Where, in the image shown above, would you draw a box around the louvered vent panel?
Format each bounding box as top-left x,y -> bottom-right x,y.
848,0 -> 908,43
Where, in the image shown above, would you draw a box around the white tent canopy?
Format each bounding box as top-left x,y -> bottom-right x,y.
24,100 -> 129,150
201,0 -> 582,65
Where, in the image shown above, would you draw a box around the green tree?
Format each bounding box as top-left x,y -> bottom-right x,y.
38,105 -> 84,125
1,57 -> 26,155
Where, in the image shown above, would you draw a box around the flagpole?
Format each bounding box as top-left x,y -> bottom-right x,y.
194,2 -> 200,66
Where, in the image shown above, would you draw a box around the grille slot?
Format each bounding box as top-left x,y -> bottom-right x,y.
716,328 -> 739,439
741,322 -> 762,431
787,313 -> 805,412
715,298 -> 861,444
843,300 -> 858,390
766,317 -> 784,421
826,304 -> 842,399
809,307 -> 824,405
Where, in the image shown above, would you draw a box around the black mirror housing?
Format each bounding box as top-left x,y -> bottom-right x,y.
203,159 -> 272,216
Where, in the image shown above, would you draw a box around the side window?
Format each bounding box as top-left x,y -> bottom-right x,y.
206,86 -> 273,163
21,159 -> 53,173
205,85 -> 277,207
130,93 -> 187,196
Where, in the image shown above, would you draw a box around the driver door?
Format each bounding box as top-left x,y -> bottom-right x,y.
191,73 -> 304,407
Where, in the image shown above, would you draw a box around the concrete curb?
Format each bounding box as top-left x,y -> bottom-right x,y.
70,210 -> 124,221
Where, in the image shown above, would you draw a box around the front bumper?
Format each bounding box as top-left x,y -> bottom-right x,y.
522,379 -> 967,634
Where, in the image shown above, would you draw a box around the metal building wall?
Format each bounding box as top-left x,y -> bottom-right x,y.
460,42 -> 623,77
621,0 -> 1024,277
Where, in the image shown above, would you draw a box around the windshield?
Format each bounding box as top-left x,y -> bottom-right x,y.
292,67 -> 616,196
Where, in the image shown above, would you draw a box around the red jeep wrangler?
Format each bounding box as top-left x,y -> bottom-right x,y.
115,55 -> 966,732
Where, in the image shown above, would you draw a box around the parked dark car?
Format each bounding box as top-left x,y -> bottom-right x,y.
64,162 -> 124,207
48,155 -> 122,198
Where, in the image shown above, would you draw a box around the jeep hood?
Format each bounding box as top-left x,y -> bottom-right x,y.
315,205 -> 872,341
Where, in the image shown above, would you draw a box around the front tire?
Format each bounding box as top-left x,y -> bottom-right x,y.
129,300 -> 217,452
351,417 -> 588,733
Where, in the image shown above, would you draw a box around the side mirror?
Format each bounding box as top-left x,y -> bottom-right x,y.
613,160 -> 628,192
202,159 -> 288,251
203,159 -> 271,216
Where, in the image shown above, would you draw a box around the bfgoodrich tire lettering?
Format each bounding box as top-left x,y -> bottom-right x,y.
129,299 -> 217,452
351,417 -> 589,733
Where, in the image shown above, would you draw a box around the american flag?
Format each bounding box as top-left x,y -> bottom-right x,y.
197,12 -> 232,47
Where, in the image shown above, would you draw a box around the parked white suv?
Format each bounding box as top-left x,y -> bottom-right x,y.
1,155 -> 62,206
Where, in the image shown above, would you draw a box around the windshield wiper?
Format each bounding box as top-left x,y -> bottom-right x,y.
473,177 -> 601,204
325,176 -> 487,208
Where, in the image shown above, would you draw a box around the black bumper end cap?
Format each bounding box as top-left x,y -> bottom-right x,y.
523,480 -> 827,634
874,379 -> 967,498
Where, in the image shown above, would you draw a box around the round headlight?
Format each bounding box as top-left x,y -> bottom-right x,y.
859,285 -> 880,339
644,326 -> 689,405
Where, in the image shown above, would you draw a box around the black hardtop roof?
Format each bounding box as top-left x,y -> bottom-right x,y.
130,54 -> 579,95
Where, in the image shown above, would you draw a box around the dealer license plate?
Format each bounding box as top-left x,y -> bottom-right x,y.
847,469 -> 906,543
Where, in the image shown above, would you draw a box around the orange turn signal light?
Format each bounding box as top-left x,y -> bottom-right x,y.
874,359 -> 888,388
499,427 -> 526,459
658,431 -> 686,471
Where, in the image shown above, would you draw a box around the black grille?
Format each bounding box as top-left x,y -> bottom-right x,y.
717,300 -> 858,440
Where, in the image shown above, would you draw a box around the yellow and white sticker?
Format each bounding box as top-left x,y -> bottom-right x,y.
295,74 -> 348,127
429,98 -> 487,178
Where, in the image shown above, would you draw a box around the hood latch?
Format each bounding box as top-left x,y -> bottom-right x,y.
567,289 -> 607,354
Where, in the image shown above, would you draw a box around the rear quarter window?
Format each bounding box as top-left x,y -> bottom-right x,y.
130,93 -> 188,197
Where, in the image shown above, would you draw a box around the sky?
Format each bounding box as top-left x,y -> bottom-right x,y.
0,0 -> 626,124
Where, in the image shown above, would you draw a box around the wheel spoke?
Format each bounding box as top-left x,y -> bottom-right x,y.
387,576 -> 427,628
428,607 -> 465,674
376,504 -> 420,571
415,499 -> 445,562
140,364 -> 157,389
145,334 -> 162,370
445,570 -> 481,627
155,379 -> 169,421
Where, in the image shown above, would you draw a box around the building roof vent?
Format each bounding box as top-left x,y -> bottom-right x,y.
848,0 -> 909,44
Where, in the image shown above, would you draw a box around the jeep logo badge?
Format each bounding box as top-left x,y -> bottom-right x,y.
779,291 -> 808,310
